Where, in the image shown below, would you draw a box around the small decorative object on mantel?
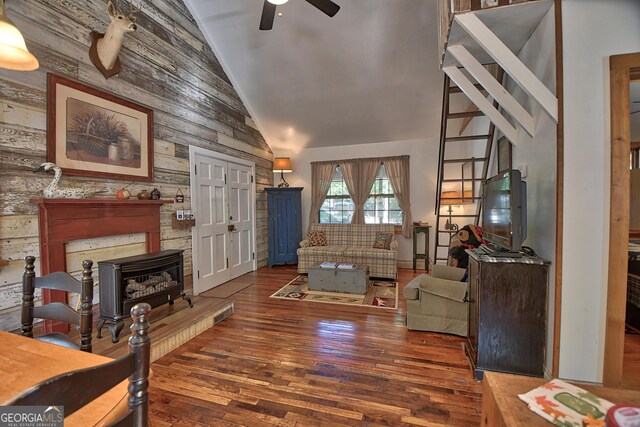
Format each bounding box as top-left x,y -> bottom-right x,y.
175,188 -> 184,203
136,189 -> 151,200
150,188 -> 161,200
116,183 -> 131,199
34,162 -> 107,199
89,0 -> 138,79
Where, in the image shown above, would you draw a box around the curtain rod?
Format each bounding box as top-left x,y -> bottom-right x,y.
310,155 -> 409,166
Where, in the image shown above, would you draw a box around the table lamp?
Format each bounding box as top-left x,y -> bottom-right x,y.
273,157 -> 293,188
441,190 -> 472,232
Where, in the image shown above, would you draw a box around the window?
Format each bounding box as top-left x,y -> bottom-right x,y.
364,165 -> 403,225
319,164 -> 402,225
319,167 -> 354,224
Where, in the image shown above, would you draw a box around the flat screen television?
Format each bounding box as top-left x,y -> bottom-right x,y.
481,169 -> 527,252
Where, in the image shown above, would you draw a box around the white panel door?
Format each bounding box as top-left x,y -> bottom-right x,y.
193,153 -> 230,294
228,163 -> 254,278
192,149 -> 256,295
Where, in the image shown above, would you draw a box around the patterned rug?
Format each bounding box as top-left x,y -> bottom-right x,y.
269,275 -> 398,310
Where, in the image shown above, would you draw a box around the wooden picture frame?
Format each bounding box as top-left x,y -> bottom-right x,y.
47,73 -> 154,182
497,136 -> 512,173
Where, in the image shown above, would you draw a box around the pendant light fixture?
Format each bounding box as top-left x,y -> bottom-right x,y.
0,0 -> 39,71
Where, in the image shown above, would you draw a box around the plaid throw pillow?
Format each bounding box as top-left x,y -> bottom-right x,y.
308,231 -> 327,247
372,232 -> 393,249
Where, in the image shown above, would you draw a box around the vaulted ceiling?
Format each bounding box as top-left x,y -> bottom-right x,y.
184,0 -> 444,151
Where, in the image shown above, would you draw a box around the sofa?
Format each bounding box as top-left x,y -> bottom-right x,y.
297,223 -> 398,279
403,264 -> 468,336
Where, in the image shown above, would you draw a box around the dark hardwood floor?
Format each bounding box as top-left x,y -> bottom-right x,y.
624,332 -> 640,389
148,266 -> 482,426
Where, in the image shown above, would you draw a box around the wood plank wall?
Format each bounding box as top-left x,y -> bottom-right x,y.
0,0 -> 273,330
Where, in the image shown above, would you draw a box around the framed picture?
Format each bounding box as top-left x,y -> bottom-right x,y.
47,73 -> 153,182
497,136 -> 512,173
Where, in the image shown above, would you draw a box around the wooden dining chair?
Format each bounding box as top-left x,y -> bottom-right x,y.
9,303 -> 152,427
21,255 -> 94,352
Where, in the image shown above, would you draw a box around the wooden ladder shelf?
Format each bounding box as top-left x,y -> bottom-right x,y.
433,69 -> 504,265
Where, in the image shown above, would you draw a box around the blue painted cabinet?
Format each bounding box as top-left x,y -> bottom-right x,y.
266,187 -> 303,267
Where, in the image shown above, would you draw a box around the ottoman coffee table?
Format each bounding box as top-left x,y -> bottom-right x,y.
308,263 -> 370,294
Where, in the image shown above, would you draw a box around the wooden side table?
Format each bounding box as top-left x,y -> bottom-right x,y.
481,371 -> 640,426
412,224 -> 431,271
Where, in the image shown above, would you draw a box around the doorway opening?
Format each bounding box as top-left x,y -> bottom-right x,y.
605,52 -> 640,386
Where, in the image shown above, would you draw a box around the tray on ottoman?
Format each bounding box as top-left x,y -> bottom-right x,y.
308,263 -> 369,294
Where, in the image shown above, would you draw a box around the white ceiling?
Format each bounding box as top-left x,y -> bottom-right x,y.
184,0 -> 444,151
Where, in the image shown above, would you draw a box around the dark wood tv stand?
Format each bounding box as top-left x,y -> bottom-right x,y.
465,251 -> 550,380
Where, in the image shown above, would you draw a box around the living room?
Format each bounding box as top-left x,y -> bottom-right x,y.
0,0 -> 639,425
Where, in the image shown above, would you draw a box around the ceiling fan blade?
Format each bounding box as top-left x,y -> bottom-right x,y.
305,0 -> 340,17
259,1 -> 276,30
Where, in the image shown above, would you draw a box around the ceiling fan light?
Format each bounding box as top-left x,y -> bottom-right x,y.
268,0 -> 288,5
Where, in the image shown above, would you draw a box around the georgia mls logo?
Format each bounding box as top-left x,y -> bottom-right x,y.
0,405 -> 64,427
44,406 -> 62,416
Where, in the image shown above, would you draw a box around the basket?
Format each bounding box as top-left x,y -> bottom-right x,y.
71,117 -> 114,157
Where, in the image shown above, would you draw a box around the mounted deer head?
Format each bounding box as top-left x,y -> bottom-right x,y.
89,0 -> 138,79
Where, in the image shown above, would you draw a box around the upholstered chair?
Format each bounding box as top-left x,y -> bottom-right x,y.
403,264 -> 468,336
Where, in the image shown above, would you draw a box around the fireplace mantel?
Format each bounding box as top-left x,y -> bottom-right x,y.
30,198 -> 170,333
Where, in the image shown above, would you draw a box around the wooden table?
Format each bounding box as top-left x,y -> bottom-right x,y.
412,224 -> 431,271
482,371 -> 640,426
0,331 -> 128,426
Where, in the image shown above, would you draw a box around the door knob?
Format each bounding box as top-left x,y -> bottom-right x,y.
228,224 -> 236,232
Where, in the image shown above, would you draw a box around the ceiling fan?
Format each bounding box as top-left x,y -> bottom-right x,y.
259,0 -> 340,31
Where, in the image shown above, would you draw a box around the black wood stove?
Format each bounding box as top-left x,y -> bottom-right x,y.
97,249 -> 192,342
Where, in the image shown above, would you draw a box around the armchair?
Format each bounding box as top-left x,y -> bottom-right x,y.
403,264 -> 468,336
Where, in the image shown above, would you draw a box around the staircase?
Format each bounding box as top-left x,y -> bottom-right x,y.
431,0 -> 560,264
433,69 -> 504,265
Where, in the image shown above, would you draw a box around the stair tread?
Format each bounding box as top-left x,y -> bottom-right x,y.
448,111 -> 485,119
443,157 -> 488,163
445,135 -> 490,142
449,83 -> 485,94
440,196 -> 482,200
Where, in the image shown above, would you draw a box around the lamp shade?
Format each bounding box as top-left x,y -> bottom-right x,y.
0,12 -> 39,71
268,0 -> 289,4
441,190 -> 473,205
273,157 -> 293,173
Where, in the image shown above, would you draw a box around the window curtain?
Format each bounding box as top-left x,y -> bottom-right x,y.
383,156 -> 413,238
309,161 -> 338,228
342,158 -> 381,224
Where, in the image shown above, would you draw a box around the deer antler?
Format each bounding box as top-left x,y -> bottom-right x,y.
128,1 -> 140,16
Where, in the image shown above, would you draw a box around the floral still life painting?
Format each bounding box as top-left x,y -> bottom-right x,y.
47,73 -> 153,182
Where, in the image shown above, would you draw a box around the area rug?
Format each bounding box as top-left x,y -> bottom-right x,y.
269,275 -> 398,310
